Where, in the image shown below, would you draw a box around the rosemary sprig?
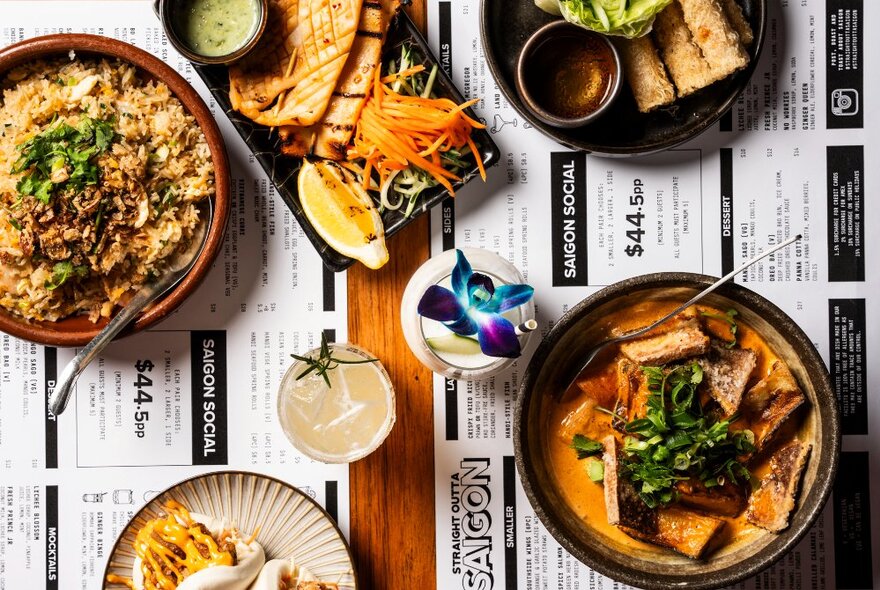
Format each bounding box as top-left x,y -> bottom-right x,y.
290,333 -> 378,388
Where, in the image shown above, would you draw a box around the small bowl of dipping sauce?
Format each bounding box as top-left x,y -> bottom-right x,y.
154,0 -> 268,65
515,21 -> 623,128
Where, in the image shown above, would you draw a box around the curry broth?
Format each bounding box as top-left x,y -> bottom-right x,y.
544,300 -> 807,556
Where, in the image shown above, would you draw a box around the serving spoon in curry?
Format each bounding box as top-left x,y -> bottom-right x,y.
48,200 -> 213,417
562,234 -> 802,393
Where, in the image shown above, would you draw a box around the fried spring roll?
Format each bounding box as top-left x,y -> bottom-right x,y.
653,2 -> 716,96
720,0 -> 754,46
616,36 -> 676,113
677,0 -> 749,79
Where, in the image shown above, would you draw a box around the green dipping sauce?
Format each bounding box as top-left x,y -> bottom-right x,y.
176,0 -> 260,57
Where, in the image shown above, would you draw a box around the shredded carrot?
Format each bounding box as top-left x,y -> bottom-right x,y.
348,66 -> 487,195
380,65 -> 426,83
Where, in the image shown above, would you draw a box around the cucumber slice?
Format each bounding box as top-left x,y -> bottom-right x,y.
426,333 -> 482,355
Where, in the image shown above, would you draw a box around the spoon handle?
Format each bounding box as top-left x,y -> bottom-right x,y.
644,234 -> 801,340
620,234 -> 802,343
48,281 -> 165,417
556,234 -> 802,399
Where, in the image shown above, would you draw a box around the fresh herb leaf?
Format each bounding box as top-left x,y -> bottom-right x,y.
45,261 -> 70,290
700,308 -> 739,348
155,184 -> 178,214
8,218 -> 22,231
618,362 -> 755,508
12,116 -> 117,204
570,434 -> 603,459
291,332 -> 378,388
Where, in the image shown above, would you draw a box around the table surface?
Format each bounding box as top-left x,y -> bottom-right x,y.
348,3 -> 436,588
11,0 -> 431,584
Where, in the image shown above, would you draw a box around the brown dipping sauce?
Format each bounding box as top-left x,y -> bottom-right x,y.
525,33 -> 616,120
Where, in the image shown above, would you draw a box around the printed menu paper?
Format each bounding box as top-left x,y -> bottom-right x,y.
0,3 -> 349,588
429,0 -> 878,588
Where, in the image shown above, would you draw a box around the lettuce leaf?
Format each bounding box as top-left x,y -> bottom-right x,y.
557,0 -> 673,38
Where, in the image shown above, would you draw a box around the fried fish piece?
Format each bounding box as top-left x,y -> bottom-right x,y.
229,0 -> 364,127
676,478 -> 746,517
604,437 -> 726,558
281,0 -> 401,159
677,0 -> 749,79
653,1 -> 716,97
603,436 -> 657,532
615,36 -> 677,113
746,439 -> 811,532
613,358 -> 651,427
740,360 -> 805,450
697,341 -> 757,415
618,313 -> 710,365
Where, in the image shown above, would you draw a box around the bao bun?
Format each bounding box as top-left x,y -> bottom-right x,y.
248,558 -> 319,589
132,512 -> 265,590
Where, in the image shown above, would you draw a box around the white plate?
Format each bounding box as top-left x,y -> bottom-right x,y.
103,470 -> 357,589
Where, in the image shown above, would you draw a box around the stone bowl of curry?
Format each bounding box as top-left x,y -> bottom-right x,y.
514,273 -> 839,589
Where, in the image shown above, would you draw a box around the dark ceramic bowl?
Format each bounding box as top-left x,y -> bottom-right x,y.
515,273 -> 840,589
482,0 -> 766,155
515,21 -> 624,128
0,34 -> 230,347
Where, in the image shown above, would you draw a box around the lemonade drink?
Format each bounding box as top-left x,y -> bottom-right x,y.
277,344 -> 395,463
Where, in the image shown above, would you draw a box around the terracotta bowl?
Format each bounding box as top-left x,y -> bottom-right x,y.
0,34 -> 230,347
515,273 -> 840,589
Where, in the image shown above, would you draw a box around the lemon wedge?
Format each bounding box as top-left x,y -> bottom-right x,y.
298,160 -> 389,269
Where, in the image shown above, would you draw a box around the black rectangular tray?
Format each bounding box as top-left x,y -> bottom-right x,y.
192,12 -> 499,272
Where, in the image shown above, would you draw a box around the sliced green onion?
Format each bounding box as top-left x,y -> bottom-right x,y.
587,458 -> 605,482
421,64 -> 439,98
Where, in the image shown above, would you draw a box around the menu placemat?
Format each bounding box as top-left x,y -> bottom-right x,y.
428,0 -> 878,588
0,3 -> 349,587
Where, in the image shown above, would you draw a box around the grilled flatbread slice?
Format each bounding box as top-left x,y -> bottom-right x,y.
280,0 -> 400,159
229,0 -> 364,127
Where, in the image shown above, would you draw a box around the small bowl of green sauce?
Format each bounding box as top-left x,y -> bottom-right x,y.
515,21 -> 623,129
154,0 -> 268,65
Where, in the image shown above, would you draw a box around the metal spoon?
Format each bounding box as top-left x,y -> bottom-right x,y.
48,201 -> 213,417
566,234 -> 802,387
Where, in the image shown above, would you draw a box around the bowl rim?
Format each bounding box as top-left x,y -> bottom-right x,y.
0,33 -> 230,347
514,20 -> 624,129
514,272 -> 841,589
480,0 -> 768,155
155,0 -> 270,65
100,469 -> 359,589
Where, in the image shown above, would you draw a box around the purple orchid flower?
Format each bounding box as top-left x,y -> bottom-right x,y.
417,250 -> 534,358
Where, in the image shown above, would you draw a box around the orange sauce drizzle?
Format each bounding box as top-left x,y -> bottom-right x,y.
244,525 -> 261,546
105,500 -> 236,590
105,574 -> 135,589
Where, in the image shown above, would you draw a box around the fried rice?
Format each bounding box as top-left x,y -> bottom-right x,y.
0,56 -> 213,322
